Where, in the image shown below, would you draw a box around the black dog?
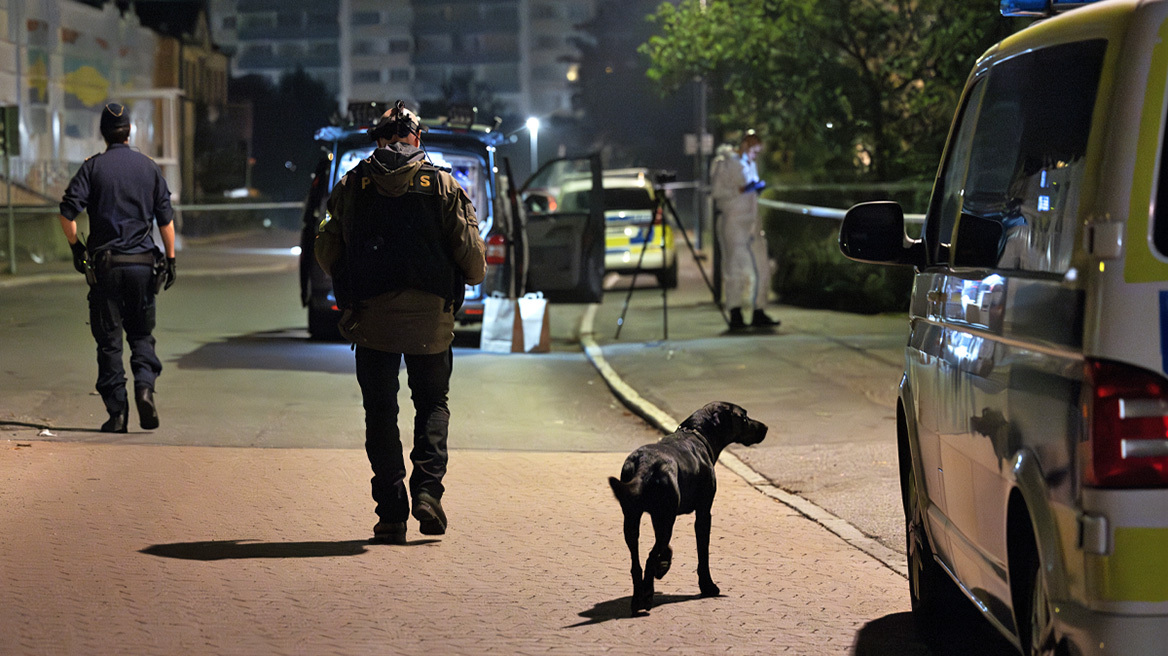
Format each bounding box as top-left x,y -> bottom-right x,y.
608,401 -> 768,613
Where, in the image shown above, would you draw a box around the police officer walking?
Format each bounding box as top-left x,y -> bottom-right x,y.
58,102 -> 177,433
315,101 -> 486,545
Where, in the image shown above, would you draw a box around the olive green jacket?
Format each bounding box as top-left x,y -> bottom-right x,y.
315,144 -> 486,354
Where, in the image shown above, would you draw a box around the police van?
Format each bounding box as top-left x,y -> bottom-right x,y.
838,0 -> 1168,653
298,104 -> 606,339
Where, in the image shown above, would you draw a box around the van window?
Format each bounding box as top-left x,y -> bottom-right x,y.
336,146 -> 488,214
561,187 -> 654,214
933,40 -> 1106,273
929,80 -> 987,264
1156,134 -> 1168,255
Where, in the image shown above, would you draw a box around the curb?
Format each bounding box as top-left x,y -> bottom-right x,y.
578,303 -> 909,580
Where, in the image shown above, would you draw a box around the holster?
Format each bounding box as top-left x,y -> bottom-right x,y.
88,250 -> 111,287
83,255 -> 98,287
151,250 -> 166,294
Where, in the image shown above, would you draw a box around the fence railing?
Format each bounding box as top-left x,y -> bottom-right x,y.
2,201 -> 305,274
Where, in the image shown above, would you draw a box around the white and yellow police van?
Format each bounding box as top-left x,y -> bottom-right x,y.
839,0 -> 1168,653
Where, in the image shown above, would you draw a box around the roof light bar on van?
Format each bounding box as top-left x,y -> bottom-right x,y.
1000,0 -> 1101,17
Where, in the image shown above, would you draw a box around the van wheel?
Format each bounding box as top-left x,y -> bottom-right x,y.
906,471 -> 954,629
1016,547 -> 1058,656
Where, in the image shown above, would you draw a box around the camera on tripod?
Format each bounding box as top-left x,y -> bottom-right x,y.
652,170 -> 678,188
614,167 -> 727,339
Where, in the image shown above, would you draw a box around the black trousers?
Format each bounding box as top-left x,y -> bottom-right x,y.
355,345 -> 452,523
88,262 -> 161,415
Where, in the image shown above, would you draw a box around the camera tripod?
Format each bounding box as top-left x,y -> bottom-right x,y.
614,177 -> 728,340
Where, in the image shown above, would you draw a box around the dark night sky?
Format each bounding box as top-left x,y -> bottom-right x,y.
74,0 -> 207,39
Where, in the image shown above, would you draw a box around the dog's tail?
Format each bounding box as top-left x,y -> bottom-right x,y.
608,476 -> 638,506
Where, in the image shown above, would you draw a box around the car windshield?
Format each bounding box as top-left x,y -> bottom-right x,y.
336,146 -> 488,215
560,187 -> 653,213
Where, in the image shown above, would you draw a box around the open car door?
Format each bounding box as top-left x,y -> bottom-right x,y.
519,154 -> 605,303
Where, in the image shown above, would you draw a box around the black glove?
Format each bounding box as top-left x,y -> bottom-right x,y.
164,257 -> 177,290
70,241 -> 87,274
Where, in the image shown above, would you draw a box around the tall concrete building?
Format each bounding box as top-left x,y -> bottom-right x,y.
209,0 -> 591,117
340,0 -> 414,106
208,0 -> 340,92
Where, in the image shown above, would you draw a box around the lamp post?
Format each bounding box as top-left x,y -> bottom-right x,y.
526,116 -> 540,174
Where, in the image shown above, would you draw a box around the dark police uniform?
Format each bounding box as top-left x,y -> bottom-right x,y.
59,111 -> 174,433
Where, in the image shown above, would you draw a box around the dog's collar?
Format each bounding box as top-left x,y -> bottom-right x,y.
678,427 -> 718,460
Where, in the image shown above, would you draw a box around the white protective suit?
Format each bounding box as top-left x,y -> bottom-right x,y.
710,145 -> 770,311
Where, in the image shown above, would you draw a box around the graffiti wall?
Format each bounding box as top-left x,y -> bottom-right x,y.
2,0 -> 160,200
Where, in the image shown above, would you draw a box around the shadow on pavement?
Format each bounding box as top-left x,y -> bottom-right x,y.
140,539 -> 371,560
0,421 -> 105,434
175,328 -> 487,373
565,593 -> 707,628
852,610 -> 1017,656
174,329 -> 355,374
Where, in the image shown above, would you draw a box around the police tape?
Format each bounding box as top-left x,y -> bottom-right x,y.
654,182 -> 925,225
759,198 -> 925,224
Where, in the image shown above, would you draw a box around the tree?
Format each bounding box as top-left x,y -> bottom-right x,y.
193,102 -> 248,197
642,0 -> 1022,181
227,69 -> 334,200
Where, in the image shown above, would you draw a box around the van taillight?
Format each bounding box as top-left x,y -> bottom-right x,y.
1085,359 -> 1168,488
485,234 -> 507,265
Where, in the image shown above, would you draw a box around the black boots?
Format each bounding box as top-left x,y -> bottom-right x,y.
728,308 -> 780,331
728,308 -> 747,331
373,492 -> 446,544
751,309 -> 781,328
99,387 -> 158,433
135,386 -> 159,430
100,407 -> 128,433
372,521 -> 407,545
412,492 -> 448,536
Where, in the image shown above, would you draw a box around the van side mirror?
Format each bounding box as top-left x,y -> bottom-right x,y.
951,212 -> 1004,269
839,201 -> 923,266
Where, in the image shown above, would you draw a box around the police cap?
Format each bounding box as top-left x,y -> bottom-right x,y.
100,103 -> 130,136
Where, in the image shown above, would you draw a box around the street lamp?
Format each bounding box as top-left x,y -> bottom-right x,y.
526,116 -> 540,173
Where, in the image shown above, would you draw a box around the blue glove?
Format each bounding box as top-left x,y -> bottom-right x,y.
744,179 -> 767,194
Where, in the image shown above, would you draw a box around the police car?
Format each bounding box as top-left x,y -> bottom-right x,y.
839,1 -> 1168,653
554,168 -> 678,288
298,104 -> 606,339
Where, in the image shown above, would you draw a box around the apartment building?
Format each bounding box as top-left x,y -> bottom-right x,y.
209,0 -> 592,117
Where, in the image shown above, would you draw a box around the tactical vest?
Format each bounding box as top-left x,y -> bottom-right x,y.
338,163 -> 463,311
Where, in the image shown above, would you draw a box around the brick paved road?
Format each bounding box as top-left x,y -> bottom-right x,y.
0,442 -> 915,655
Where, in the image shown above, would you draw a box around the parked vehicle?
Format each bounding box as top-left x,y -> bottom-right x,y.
298,105 -> 605,339
839,1 -> 1168,654
557,168 -> 677,288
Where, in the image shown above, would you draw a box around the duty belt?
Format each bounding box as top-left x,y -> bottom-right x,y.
105,252 -> 157,266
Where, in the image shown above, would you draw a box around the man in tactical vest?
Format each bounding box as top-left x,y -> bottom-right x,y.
58,102 -> 177,433
315,101 -> 486,545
